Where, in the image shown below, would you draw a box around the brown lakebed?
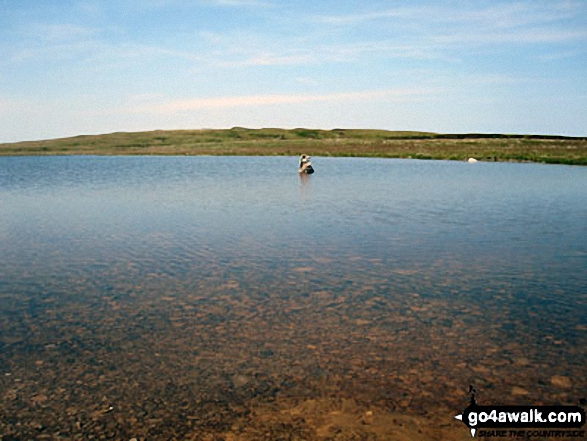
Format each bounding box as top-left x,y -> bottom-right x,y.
1,156 -> 585,440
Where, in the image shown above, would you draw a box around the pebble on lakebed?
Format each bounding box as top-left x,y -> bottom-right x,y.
551,375 -> 572,389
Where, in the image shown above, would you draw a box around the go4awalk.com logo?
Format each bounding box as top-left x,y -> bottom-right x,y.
455,386 -> 586,438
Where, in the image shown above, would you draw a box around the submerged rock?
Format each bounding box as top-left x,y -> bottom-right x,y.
361,410 -> 374,425
551,375 -> 572,389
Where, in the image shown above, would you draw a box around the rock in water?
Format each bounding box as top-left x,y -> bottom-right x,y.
551,375 -> 572,388
361,410 -> 374,425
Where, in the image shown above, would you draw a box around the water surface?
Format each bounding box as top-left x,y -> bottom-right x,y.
1,156 -> 586,439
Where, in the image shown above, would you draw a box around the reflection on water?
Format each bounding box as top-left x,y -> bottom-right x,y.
0,156 -> 586,439
299,172 -> 312,200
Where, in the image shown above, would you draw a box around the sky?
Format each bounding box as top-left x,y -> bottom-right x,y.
0,0 -> 586,143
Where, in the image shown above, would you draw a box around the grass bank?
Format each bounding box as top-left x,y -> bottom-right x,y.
1,128 -> 586,165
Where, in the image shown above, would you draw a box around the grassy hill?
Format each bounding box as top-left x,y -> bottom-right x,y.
1,128 -> 586,165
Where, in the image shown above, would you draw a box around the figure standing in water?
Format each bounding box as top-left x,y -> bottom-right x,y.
299,154 -> 314,174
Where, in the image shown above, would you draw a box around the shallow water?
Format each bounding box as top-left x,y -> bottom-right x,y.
1,156 -> 586,439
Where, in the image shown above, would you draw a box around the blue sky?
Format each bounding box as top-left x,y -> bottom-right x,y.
1,0 -> 586,142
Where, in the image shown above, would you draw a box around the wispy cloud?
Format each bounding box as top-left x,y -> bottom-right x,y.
317,41 -> 441,61
435,28 -> 587,45
313,1 -> 584,28
125,0 -> 273,8
535,49 -> 581,61
310,7 -> 428,25
218,53 -> 316,67
199,0 -> 273,7
309,1 -> 587,47
445,1 -> 582,28
9,36 -> 204,66
121,88 -> 440,114
196,32 -> 445,69
20,23 -> 102,43
190,2 -> 587,69
295,77 -> 320,86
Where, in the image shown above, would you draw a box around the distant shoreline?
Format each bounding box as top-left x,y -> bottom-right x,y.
2,128 -> 586,165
